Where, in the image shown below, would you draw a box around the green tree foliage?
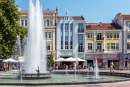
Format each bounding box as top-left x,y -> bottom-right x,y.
0,0 -> 27,58
48,52 -> 55,67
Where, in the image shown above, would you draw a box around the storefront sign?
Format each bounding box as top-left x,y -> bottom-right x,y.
108,55 -> 117,58
86,54 -> 119,59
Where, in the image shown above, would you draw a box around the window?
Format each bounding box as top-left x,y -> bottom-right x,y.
50,21 -> 52,26
65,36 -> 68,49
78,23 -> 84,32
65,24 -> 68,31
25,20 -> 27,26
46,44 -> 50,50
61,41 -> 63,49
48,32 -> 51,38
97,33 -> 102,39
88,33 -> 93,39
127,33 -> 130,39
70,36 -> 73,49
97,43 -> 102,49
45,32 -> 47,38
111,43 -> 115,50
88,43 -> 92,50
61,24 -> 63,30
114,33 -> 116,38
21,20 -> 24,26
129,23 -> 130,31
110,33 -> 112,38
107,43 -> 110,50
114,33 -> 119,39
107,33 -> 109,38
127,44 -> 130,49
116,43 -> 119,50
117,33 -> 119,38
44,21 -> 46,26
47,20 -> 49,26
78,35 -> 84,52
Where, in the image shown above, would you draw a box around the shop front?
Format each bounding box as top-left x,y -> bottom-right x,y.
86,54 -> 120,68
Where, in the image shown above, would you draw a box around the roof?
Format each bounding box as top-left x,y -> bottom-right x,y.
20,10 -> 55,14
86,23 -> 121,30
57,16 -> 84,20
120,15 -> 130,19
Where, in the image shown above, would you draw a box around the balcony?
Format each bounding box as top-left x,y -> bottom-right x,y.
78,49 -> 84,52
96,49 -> 104,52
96,37 -> 104,41
78,29 -> 84,33
127,39 -> 130,42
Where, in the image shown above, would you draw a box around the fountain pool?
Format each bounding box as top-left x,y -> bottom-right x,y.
0,74 -> 128,83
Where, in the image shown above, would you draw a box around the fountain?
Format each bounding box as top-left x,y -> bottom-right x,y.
95,58 -> 99,78
18,0 -> 51,79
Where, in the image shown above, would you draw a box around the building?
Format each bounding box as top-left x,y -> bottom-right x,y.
86,22 -> 122,68
56,11 -> 86,64
19,8 -> 56,60
113,13 -> 130,68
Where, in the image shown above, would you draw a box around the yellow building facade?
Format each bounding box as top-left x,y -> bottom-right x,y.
19,9 -> 56,61
86,23 -> 122,68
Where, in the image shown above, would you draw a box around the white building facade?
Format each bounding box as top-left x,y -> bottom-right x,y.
56,16 -> 86,60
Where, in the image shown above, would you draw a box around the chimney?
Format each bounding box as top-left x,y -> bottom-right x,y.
100,22 -> 102,26
118,13 -> 121,16
56,7 -> 58,16
66,11 -> 68,16
18,6 -> 20,11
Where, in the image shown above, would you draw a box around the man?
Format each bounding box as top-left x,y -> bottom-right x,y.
110,61 -> 114,72
56,62 -> 58,70
18,61 -> 21,70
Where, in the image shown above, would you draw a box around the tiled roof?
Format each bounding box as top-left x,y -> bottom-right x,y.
57,16 -> 84,20
86,23 -> 121,30
120,15 -> 130,19
20,10 -> 55,14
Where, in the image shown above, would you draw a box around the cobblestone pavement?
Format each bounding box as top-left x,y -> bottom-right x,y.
0,69 -> 130,87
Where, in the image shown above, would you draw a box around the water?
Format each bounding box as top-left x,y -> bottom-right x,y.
23,0 -> 47,74
66,65 -> 68,75
95,59 -> 99,78
16,36 -> 22,56
0,74 -> 127,83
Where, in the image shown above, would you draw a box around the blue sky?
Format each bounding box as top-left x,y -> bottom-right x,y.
15,0 -> 130,23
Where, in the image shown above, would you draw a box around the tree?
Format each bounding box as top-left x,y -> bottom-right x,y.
48,52 -> 55,67
0,0 -> 27,58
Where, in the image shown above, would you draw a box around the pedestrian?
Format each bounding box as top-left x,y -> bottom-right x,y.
3,62 -> 6,72
110,61 -> 114,72
82,63 -> 84,69
93,63 -> 95,70
56,62 -> 58,70
18,61 -> 21,70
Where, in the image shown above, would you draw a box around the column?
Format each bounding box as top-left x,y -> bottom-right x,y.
94,31 -> 96,53
63,23 -> 65,50
53,30 -> 55,51
68,23 -> 70,49
103,31 -> 105,51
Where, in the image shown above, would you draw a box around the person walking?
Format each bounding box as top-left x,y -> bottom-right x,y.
3,62 -> 6,72
18,61 -> 21,70
56,62 -> 58,70
110,61 -> 114,72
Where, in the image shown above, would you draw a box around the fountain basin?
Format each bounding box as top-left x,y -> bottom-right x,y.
17,73 -> 51,79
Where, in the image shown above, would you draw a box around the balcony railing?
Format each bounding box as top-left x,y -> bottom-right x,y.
78,29 -> 84,33
96,49 -> 104,52
96,37 -> 104,40
78,49 -> 84,52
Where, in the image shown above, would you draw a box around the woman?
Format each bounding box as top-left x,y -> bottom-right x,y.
3,62 -> 6,72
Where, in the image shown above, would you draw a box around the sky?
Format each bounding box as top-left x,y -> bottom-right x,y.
15,0 -> 130,23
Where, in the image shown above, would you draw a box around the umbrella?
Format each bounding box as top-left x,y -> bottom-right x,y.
55,58 -> 65,62
3,58 -> 17,63
63,57 -> 76,62
63,57 -> 86,62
